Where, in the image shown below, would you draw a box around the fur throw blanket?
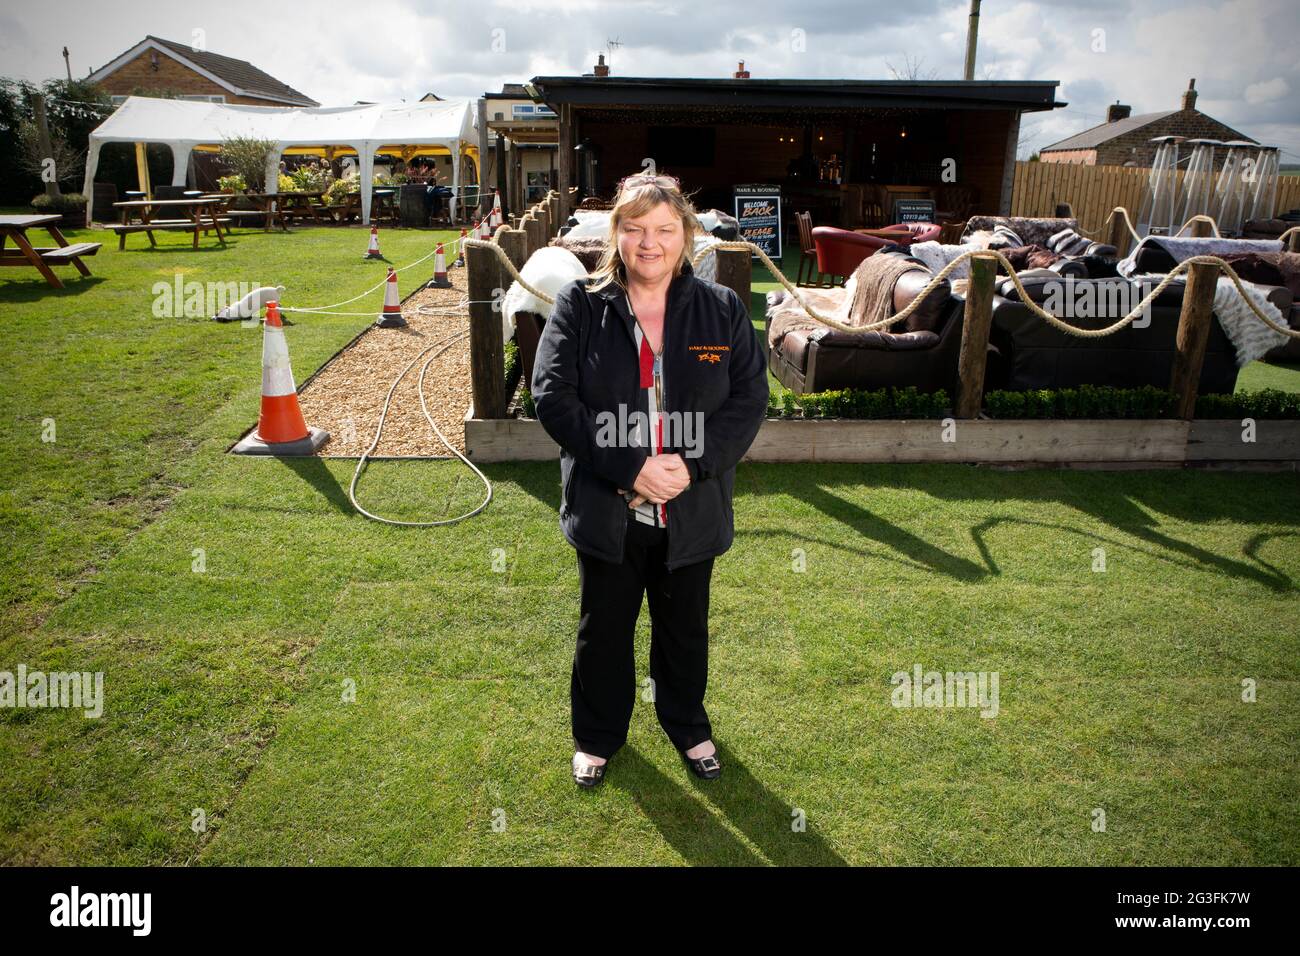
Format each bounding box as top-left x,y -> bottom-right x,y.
962,216 -> 1080,249
1128,271 -> 1291,367
1117,236 -> 1285,278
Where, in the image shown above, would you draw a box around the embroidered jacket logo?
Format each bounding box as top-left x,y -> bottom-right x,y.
689,344 -> 728,364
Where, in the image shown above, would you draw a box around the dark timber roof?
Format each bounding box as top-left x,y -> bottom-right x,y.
528,76 -> 1064,113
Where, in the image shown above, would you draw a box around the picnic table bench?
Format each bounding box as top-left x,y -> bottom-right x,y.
110,198 -> 231,249
218,191 -> 328,231
0,214 -> 102,289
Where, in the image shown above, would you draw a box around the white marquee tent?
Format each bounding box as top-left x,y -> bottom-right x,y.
82,96 -> 479,225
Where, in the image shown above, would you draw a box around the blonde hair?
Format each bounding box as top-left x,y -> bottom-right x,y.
586,173 -> 701,293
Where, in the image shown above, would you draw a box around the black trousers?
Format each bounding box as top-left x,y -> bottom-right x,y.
571,512 -> 716,759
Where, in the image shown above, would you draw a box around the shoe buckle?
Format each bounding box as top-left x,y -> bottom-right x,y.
697,755 -> 720,771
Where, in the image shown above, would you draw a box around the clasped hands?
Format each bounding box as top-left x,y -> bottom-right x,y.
617,453 -> 691,509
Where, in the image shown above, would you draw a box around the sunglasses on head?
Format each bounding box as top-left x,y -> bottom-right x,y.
618,172 -> 681,189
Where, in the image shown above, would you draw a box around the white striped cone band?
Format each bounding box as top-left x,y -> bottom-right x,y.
381,271 -> 401,314
261,325 -> 297,397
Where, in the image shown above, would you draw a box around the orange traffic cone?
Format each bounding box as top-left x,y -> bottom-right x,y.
376,267 -> 407,328
364,226 -> 383,259
490,191 -> 503,227
454,229 -> 467,267
477,217 -> 491,239
428,243 -> 452,288
231,301 -> 329,455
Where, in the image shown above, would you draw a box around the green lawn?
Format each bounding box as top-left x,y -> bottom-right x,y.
0,220 -> 1297,865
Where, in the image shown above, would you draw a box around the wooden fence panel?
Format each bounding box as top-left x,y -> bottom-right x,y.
1010,161 -> 1300,234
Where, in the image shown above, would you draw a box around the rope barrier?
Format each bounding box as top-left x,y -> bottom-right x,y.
1173,214 -> 1222,238
463,237 -> 556,305
281,233 -> 466,315
465,224 -> 1300,343
1074,206 -> 1143,244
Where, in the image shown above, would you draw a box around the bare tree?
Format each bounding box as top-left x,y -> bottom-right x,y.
886,54 -> 939,81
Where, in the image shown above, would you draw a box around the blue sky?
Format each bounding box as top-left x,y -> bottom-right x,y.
3,0 -> 1296,161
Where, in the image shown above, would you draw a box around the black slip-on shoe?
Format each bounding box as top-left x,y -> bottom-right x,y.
680,746 -> 721,780
572,754 -> 609,788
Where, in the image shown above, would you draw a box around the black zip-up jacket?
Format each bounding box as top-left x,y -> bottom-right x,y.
531,261 -> 769,570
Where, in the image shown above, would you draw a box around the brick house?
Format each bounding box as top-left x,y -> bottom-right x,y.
87,36 -> 318,108
1038,79 -> 1254,168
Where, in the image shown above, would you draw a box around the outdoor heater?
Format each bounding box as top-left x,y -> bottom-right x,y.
1246,145 -> 1281,224
1137,135 -> 1181,237
1177,138 -> 1219,227
1212,140 -> 1259,236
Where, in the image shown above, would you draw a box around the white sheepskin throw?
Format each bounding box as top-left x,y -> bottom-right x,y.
908,241 -> 974,281
1212,277 -> 1291,367
692,233 -> 722,283
501,246 -> 588,340
563,211 -> 612,239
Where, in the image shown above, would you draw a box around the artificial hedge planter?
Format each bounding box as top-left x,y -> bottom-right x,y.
512,381 -> 1300,423
766,385 -> 1300,421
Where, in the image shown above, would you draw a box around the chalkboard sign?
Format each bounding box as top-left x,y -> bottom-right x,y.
734,184 -> 782,260
894,198 -> 936,224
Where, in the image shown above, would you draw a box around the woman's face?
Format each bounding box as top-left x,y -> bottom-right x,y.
617,201 -> 686,286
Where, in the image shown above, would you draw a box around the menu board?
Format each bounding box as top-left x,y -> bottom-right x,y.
894,198 -> 936,223
733,184 -> 782,260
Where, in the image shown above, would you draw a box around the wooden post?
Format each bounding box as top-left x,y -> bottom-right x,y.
536,205 -> 550,241
557,103 -> 572,219
1289,229 -> 1300,254
524,214 -> 542,258
715,247 -> 752,309
498,227 -> 526,296
1107,208 -> 1131,259
956,254 -> 997,418
1191,217 -> 1212,239
467,242 -> 506,419
1169,260 -> 1219,420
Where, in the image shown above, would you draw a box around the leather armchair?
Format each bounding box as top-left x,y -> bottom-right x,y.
811,226 -> 891,282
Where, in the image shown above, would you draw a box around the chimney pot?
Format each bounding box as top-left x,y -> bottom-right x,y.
733,60 -> 750,79
593,53 -> 609,77
1181,78 -> 1197,111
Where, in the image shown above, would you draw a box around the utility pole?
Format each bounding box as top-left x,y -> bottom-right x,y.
963,0 -> 981,81
33,94 -> 62,198
62,46 -> 71,81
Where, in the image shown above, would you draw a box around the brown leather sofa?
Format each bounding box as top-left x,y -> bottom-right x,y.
766,254 -> 978,394
983,273 -> 1275,393
766,252 -> 1286,397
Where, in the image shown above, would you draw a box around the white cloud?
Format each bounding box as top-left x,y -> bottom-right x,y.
2,0 -> 1296,159
1244,76 -> 1288,105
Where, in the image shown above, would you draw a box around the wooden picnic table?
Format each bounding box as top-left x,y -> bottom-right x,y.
0,214 -> 101,289
225,191 -> 328,231
326,189 -> 399,225
111,198 -> 231,249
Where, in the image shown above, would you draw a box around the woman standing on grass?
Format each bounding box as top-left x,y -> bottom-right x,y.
530,172 -> 769,788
